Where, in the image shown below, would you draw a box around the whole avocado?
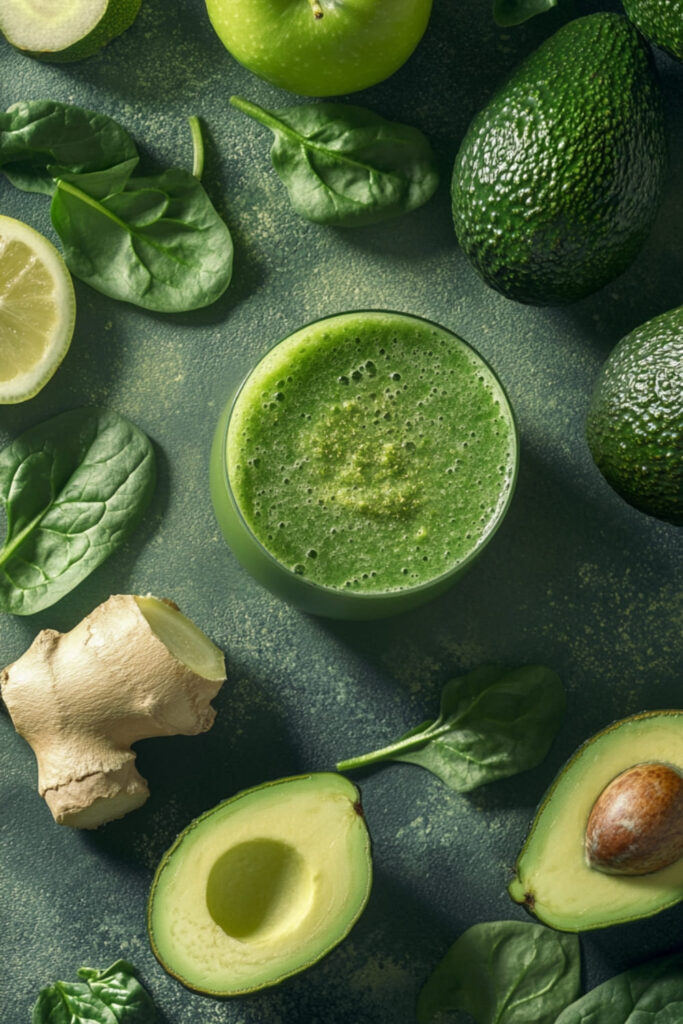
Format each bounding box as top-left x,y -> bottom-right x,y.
587,306 -> 683,525
451,13 -> 667,306
622,0 -> 683,61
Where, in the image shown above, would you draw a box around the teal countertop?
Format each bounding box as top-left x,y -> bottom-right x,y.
1,1 -> 681,1020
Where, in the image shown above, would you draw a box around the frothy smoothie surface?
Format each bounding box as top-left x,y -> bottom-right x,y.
226,312 -> 517,594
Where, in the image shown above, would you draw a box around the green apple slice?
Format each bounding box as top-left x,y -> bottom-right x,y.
148,773 -> 372,995
0,0 -> 142,62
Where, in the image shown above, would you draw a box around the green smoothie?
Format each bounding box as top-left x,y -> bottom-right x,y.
221,312 -> 517,600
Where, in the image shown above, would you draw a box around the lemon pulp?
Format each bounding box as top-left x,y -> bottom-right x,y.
0,215 -> 76,404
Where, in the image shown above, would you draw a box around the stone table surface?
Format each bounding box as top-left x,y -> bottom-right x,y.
1,0 -> 681,1020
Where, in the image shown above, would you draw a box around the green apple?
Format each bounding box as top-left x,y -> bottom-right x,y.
205,0 -> 433,96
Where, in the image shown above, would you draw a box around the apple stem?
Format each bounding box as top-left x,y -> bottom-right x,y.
309,0 -> 324,18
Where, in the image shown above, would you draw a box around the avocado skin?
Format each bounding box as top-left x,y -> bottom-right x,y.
587,306 -> 683,525
451,13 -> 667,306
622,0 -> 683,61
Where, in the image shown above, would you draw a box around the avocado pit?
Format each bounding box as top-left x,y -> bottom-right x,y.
585,762 -> 683,876
206,838 -> 313,941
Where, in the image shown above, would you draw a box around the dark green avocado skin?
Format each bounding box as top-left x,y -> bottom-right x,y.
622,0 -> 683,61
451,13 -> 667,306
587,306 -> 683,525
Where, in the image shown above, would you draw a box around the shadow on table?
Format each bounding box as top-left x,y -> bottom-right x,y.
580,902 -> 683,990
225,862 -> 461,1024
560,110 -> 683,355
80,658 -> 299,870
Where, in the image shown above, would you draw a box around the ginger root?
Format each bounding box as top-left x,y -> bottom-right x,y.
1,594 -> 226,828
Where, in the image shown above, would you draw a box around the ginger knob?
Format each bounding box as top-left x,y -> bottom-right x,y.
585,762 -> 683,875
1,594 -> 226,829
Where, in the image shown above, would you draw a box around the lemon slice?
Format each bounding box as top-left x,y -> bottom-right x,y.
0,215 -> 76,404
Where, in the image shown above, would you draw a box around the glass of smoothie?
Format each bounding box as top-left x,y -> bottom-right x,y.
210,311 -> 518,619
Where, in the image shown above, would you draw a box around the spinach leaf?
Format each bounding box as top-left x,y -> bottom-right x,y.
1,102 -> 232,311
32,959 -> 156,1023
55,157 -> 141,201
231,95 -> 439,227
336,665 -> 565,791
493,0 -> 557,26
0,99 -> 138,196
555,953 -> 683,1023
417,921 -> 580,1024
0,407 -> 156,615
51,167 -> 233,312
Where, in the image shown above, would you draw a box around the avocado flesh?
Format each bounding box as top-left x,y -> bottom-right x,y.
509,712 -> 683,931
622,0 -> 683,61
587,305 -> 683,525
451,13 -> 666,305
148,773 -> 372,995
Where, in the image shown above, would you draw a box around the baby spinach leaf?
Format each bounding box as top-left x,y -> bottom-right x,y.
336,665 -> 565,791
55,157 -> 140,201
0,407 -> 156,615
417,921 -> 581,1024
231,95 -> 439,227
1,101 -> 232,311
76,962 -> 156,1022
555,953 -> 683,1023
493,0 -> 557,26
0,99 -> 138,195
51,168 -> 234,312
32,959 -> 156,1023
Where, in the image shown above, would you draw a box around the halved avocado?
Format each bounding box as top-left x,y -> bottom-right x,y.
148,773 -> 372,995
509,711 -> 683,931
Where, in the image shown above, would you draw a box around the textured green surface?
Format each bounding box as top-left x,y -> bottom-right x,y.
623,0 -> 683,61
451,13 -> 667,304
0,0 -> 682,1021
587,305 -> 683,524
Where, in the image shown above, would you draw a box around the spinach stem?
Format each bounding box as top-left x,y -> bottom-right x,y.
55,178 -> 131,231
0,506 -> 52,570
336,729 -> 435,772
229,96 -> 381,179
188,115 -> 204,181
230,95 -> 285,135
55,179 -> 196,268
